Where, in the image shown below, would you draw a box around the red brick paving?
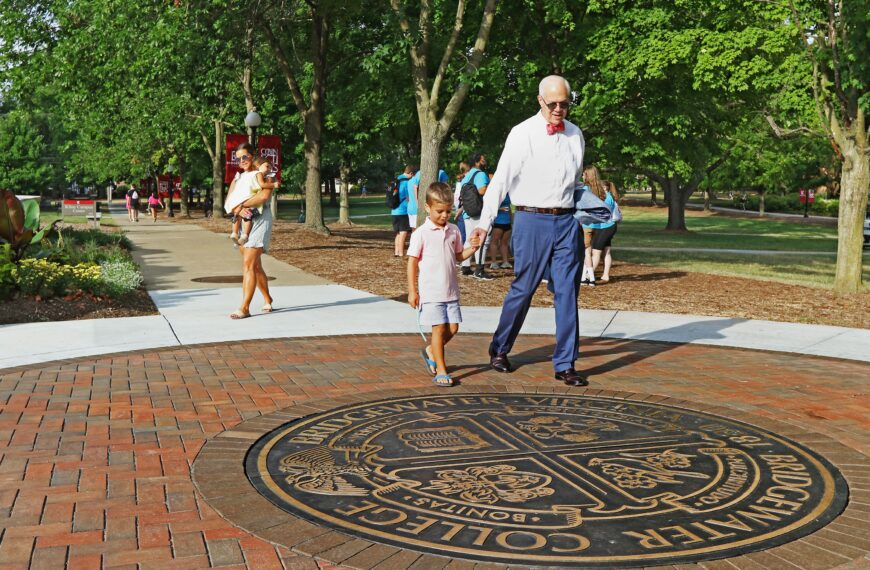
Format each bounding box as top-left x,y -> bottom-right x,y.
0,334 -> 867,569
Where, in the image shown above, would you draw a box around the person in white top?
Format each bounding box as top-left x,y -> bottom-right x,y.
470,75 -> 588,386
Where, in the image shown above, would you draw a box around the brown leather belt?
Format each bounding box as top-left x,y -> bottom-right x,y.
515,206 -> 574,215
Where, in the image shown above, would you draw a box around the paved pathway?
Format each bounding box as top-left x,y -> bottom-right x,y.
1,207 -> 867,369
0,206 -> 867,569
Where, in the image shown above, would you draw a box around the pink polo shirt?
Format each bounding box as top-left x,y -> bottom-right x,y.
407,218 -> 464,303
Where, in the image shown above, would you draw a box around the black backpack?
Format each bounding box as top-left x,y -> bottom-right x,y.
385,176 -> 406,209
460,169 -> 485,218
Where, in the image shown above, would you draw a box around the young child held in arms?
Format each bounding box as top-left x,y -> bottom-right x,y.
407,182 -> 481,387
228,157 -> 280,245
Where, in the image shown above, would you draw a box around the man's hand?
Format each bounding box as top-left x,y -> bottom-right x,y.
469,235 -> 481,250
239,207 -> 253,219
408,291 -> 419,309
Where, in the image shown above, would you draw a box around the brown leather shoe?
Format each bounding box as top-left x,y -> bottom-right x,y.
555,368 -> 588,386
489,344 -> 512,373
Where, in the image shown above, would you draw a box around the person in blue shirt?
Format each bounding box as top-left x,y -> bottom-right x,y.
488,194 -> 513,269
459,153 -> 492,280
579,166 -> 617,286
408,168 -> 449,229
590,180 -> 619,283
391,165 -> 414,257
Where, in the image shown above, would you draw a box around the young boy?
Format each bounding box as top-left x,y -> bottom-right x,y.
407,182 -> 481,387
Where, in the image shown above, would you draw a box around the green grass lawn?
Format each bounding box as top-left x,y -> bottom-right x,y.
276,195 -> 395,228
615,207 -> 839,252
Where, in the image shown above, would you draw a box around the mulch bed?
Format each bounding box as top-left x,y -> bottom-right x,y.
0,288 -> 157,325
177,213 -> 869,329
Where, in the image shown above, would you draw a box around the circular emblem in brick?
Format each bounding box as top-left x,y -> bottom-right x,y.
245,393 -> 848,567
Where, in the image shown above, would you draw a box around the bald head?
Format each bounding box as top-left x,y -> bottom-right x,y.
538,75 -> 571,98
537,75 -> 572,125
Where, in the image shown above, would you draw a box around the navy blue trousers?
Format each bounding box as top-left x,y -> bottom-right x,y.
491,210 -> 580,371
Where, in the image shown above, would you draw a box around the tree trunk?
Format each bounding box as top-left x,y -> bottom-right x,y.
703,185 -> 712,211
328,173 -> 337,206
650,182 -> 658,206
302,111 -> 328,234
758,187 -> 765,217
338,162 -> 351,225
211,119 -> 225,217
833,132 -> 869,293
664,178 -> 688,231
416,126 -> 444,225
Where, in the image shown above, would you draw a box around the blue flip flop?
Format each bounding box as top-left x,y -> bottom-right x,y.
420,348 -> 436,375
433,374 -> 454,387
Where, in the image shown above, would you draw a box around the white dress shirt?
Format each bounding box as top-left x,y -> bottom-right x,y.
478,111 -> 585,232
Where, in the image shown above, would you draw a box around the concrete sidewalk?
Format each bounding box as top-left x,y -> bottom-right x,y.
1,206 -> 868,369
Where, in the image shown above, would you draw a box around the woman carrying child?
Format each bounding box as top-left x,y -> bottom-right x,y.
407,182 -> 481,387
228,143 -> 276,319
225,155 -> 280,245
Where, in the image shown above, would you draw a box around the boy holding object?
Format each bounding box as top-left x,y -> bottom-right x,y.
407,182 -> 481,387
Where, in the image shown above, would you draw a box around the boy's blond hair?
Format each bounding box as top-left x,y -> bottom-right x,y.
426,182 -> 453,205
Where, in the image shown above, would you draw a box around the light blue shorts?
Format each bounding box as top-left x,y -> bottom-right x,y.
419,301 -> 462,326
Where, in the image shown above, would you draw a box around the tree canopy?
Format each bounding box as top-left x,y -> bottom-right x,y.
0,0 -> 865,287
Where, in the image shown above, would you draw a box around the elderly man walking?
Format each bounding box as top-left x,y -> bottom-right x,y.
471,75 -> 587,386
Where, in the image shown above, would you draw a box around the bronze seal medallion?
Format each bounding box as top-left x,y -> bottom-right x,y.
245,394 -> 848,566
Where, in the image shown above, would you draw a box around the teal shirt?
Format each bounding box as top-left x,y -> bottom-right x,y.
390,174 -> 411,215
582,190 -> 616,229
408,170 -> 449,215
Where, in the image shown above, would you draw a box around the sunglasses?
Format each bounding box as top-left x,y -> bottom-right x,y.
543,99 -> 571,111
238,154 -> 253,161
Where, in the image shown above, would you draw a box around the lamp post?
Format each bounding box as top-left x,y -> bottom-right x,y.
167,163 -> 175,217
244,110 -> 262,149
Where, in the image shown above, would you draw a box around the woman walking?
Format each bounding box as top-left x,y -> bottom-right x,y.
580,168 -> 617,286
229,143 -> 275,319
489,194 -> 513,270
592,181 -> 620,283
147,191 -> 164,222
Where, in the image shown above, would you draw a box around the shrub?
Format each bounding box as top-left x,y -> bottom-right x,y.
13,258 -> 73,297
98,261 -> 143,297
69,263 -> 103,292
11,258 -> 108,299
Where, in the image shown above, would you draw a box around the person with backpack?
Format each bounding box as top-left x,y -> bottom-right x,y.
408,167 -> 449,229
459,153 -> 492,280
127,185 -> 140,222
388,165 -> 414,258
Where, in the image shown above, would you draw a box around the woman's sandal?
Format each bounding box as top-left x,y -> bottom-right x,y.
420,348 -> 436,375
229,310 -> 250,320
262,304 -> 273,313
433,374 -> 454,387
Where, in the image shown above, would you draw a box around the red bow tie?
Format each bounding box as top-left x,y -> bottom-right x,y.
546,122 -> 565,135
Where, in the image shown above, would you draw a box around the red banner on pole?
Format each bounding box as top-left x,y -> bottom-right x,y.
157,175 -> 182,199
808,189 -> 815,203
799,188 -> 807,204
225,134 -> 282,184
225,134 -> 248,183
257,135 -> 282,183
